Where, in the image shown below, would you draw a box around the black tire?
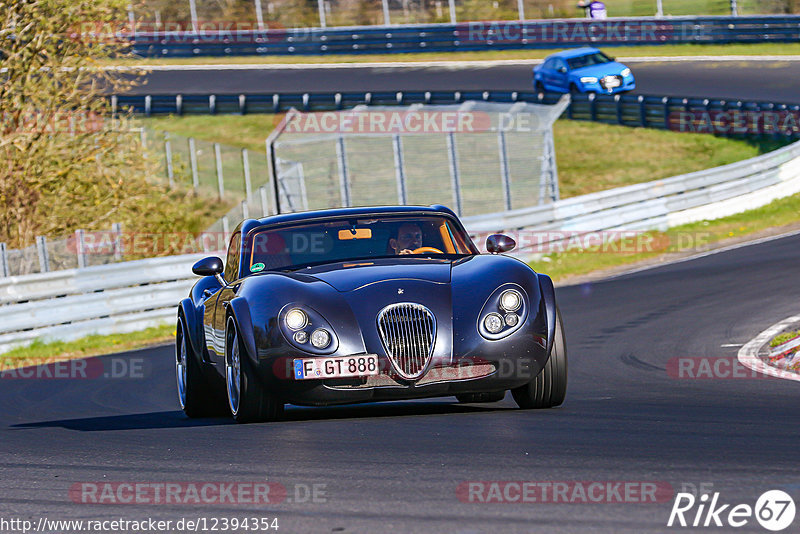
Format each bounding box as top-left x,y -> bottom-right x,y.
569,83 -> 581,95
512,307 -> 567,409
226,316 -> 284,424
535,81 -> 545,94
176,317 -> 223,418
456,391 -> 506,403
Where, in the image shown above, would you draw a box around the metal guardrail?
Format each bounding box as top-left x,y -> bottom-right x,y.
115,90 -> 800,139
128,16 -> 800,56
3,137 -> 800,354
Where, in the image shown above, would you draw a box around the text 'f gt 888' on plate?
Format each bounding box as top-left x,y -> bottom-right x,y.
176,205 -> 567,423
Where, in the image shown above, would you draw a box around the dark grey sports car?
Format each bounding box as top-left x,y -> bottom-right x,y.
176,205 -> 567,423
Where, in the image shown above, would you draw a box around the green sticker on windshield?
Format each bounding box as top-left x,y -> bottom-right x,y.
251,262 -> 265,273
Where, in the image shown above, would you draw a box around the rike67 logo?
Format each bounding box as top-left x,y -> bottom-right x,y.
667,490 -> 795,531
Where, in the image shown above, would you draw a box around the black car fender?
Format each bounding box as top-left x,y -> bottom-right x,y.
537,273 -> 557,357
227,297 -> 259,365
178,297 -> 204,359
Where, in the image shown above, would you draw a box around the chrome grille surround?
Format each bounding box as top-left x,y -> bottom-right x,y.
377,303 -> 436,380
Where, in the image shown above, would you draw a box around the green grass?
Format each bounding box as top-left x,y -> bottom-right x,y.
140,115 -> 776,200
771,330 -> 800,348
0,324 -> 175,371
531,191 -> 800,282
110,43 -> 800,67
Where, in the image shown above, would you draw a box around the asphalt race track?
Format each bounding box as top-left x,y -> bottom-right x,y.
132,60 -> 800,104
3,232 -> 800,533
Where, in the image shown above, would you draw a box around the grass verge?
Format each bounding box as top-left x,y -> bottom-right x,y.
0,324 -> 174,371
771,330 -> 800,348
529,191 -> 800,282
111,43 -> 800,67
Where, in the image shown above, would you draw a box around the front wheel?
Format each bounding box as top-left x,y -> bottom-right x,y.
535,81 -> 545,94
512,307 -> 567,409
226,316 -> 284,423
177,318 -> 223,418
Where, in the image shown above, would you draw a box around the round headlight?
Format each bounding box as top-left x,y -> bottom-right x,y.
500,289 -> 522,312
285,309 -> 308,330
484,313 -> 504,334
293,331 -> 308,344
310,329 -> 331,349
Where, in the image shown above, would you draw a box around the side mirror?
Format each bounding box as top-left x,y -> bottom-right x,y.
558,66 -> 567,74
486,234 -> 516,254
192,256 -> 223,277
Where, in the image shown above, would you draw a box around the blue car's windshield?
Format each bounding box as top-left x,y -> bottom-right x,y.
566,51 -> 613,70
244,215 -> 478,273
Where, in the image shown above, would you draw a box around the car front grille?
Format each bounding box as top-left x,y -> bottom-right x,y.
377,303 -> 436,379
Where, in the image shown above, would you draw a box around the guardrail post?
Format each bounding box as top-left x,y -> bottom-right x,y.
176,94 -> 183,115
188,137 -> 199,192
272,94 -> 280,113
497,130 -> 512,212
589,93 -> 597,122
112,223 -> 123,261
242,148 -> 253,204
239,94 -> 247,114
446,132 -> 463,216
209,95 -> 216,114
75,229 -> 87,269
0,243 -> 8,278
662,96 -> 670,130
214,142 -> 225,200
615,94 -> 623,125
638,95 -> 647,127
336,136 -> 351,207
144,95 -> 151,117
392,135 -> 407,205
164,132 -> 174,188
36,236 -> 49,273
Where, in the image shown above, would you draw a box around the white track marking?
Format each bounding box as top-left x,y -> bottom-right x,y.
738,314 -> 800,382
720,343 -> 743,348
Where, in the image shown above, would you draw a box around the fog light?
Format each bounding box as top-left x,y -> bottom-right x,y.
505,313 -> 519,327
285,308 -> 308,330
293,331 -> 308,344
484,313 -> 504,334
311,329 -> 331,349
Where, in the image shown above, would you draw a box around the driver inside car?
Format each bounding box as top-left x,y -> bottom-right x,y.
390,223 -> 423,255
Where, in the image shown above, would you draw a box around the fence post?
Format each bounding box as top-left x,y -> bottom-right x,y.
0,243 -> 8,278
214,142 -> 225,200
164,132 -> 174,188
392,135 -> 407,205
381,0 -> 390,25
259,185 -> 270,217
241,200 -> 249,220
517,0 -> 525,20
75,229 -> 87,269
497,130 -> 512,212
336,136 -> 351,207
188,137 -> 199,191
36,236 -> 49,273
242,148 -> 253,205
222,216 -> 230,243
446,132 -> 463,216
112,222 -> 123,261
317,0 -> 326,28
448,0 -> 456,23
255,0 -> 265,30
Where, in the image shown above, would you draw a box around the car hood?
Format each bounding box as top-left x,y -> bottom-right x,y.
571,61 -> 627,77
299,257 -> 453,292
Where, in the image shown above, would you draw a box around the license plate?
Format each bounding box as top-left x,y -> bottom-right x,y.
604,77 -> 621,88
293,355 -> 380,380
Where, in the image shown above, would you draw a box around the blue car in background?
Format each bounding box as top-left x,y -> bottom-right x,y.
533,47 -> 635,95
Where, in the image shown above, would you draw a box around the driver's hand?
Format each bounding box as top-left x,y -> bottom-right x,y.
399,249 -> 414,255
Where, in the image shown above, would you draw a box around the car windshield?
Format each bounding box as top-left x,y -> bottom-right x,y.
244,214 -> 478,273
566,51 -> 613,70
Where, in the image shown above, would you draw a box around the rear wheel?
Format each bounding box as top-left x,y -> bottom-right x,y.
456,391 -> 506,403
226,317 -> 284,423
512,307 -> 567,409
176,318 -> 222,418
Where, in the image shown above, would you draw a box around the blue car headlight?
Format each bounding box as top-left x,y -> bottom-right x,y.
580,76 -> 598,84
